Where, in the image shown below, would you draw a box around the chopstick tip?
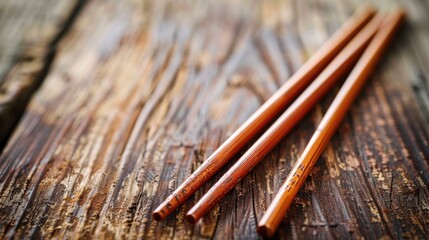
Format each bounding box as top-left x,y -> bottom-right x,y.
358,3 -> 376,15
394,7 -> 407,19
152,211 -> 163,221
185,213 -> 198,224
257,224 -> 275,238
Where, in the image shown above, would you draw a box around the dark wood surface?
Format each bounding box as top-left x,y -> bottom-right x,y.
0,0 -> 428,239
0,0 -> 83,150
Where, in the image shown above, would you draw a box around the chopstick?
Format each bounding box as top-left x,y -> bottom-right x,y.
152,5 -> 376,221
185,14 -> 384,223
257,9 -> 406,238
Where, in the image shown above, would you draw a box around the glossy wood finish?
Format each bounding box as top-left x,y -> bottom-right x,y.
257,10 -> 406,238
185,13 -> 383,224
153,6 -> 375,221
0,0 -> 428,239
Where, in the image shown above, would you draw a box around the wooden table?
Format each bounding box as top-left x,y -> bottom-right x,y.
0,0 -> 428,239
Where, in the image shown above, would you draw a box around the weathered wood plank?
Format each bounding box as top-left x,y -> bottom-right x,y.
0,0 -> 428,239
0,0 -> 84,151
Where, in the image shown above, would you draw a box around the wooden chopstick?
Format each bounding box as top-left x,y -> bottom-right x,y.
257,9 -> 406,238
152,6 -> 376,221
152,6 -> 375,221
184,13 -> 384,223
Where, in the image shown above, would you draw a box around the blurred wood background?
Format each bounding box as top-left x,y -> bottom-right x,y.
0,0 -> 428,239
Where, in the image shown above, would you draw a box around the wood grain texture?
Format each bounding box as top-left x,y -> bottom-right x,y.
0,0 -> 428,239
0,0 -> 84,150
